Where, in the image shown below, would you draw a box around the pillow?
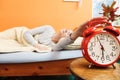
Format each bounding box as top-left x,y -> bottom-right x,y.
64,37 -> 83,50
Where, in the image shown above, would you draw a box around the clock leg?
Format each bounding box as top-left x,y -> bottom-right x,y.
88,63 -> 93,68
112,64 -> 116,69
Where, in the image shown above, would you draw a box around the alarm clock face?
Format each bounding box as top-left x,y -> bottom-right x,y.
87,32 -> 120,66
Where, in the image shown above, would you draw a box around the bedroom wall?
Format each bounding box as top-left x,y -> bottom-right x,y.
0,0 -> 92,32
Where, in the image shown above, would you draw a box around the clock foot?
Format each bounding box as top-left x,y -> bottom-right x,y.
88,63 -> 93,68
112,64 -> 116,69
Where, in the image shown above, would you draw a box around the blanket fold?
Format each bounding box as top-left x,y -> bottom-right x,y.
0,27 -> 51,53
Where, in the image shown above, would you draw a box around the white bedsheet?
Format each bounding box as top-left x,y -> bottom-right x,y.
0,50 -> 83,63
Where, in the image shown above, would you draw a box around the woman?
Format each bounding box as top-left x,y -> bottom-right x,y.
23,17 -> 107,51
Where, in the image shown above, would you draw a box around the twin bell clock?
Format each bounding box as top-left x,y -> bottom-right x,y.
81,19 -> 120,68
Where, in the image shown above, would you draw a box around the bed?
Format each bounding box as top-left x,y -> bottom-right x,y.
0,50 -> 83,76
0,27 -> 84,76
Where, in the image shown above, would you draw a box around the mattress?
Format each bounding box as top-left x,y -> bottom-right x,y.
0,50 -> 83,63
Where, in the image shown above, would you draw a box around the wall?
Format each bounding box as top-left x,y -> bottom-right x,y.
0,0 -> 92,32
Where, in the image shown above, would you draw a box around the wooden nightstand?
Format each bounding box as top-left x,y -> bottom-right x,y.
69,58 -> 120,80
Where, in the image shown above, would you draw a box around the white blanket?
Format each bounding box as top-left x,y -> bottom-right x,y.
0,27 -> 51,52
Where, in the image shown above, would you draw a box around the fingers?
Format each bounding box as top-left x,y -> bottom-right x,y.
72,17 -> 108,37
60,29 -> 73,37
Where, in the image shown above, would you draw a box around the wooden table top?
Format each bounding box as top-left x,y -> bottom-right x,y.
70,58 -> 120,80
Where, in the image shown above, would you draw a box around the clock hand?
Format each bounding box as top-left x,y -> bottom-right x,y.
97,37 -> 105,62
101,49 -> 105,62
96,37 -> 104,50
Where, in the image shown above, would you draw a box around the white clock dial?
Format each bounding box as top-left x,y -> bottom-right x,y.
87,33 -> 120,65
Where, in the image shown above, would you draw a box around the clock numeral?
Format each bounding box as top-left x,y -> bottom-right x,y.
94,37 -> 98,42
106,35 -> 109,41
89,47 -> 93,51
110,52 -> 116,57
109,40 -> 115,45
101,57 -> 105,63
88,42 -> 96,51
91,42 -> 96,47
96,55 -> 100,60
106,55 -> 111,61
110,52 -> 113,57
99,34 -> 105,40
91,52 -> 95,57
112,46 -> 118,51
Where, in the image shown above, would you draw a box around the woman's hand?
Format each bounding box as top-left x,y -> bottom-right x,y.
70,17 -> 107,40
52,29 -> 73,43
60,29 -> 73,37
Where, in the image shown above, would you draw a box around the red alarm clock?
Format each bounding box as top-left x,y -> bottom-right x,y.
81,20 -> 120,68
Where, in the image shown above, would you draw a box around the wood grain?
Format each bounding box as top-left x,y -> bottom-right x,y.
0,59 -> 77,76
70,58 -> 120,80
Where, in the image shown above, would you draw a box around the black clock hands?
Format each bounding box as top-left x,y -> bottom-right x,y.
97,37 -> 104,50
101,49 -> 105,62
97,37 -> 105,62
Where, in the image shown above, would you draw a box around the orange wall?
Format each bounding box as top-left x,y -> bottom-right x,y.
0,0 -> 92,32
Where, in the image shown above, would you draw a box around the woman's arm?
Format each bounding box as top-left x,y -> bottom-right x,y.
70,17 -> 107,40
23,25 -> 55,46
52,17 -> 107,51
52,36 -> 74,51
